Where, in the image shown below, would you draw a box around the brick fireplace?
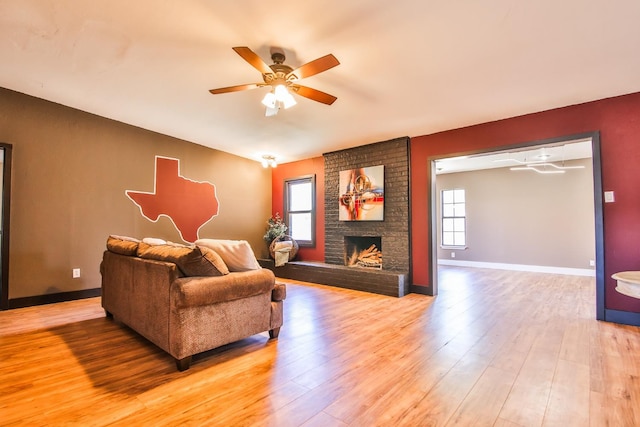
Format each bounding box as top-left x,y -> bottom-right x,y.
323,136 -> 411,294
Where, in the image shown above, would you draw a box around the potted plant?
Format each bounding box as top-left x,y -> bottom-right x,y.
263,212 -> 287,245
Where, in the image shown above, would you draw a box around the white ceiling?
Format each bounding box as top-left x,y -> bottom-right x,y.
1,1 -> 639,165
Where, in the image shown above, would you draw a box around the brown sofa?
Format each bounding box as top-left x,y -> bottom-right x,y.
100,236 -> 285,371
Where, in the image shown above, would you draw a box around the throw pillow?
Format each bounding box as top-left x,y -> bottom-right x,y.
193,246 -> 230,276
195,239 -> 261,272
142,237 -> 167,245
106,235 -> 140,256
138,244 -> 229,277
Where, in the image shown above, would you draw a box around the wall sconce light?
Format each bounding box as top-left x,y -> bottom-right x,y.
262,155 -> 277,168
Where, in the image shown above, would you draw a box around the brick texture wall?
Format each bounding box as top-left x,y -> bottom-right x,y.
324,137 -> 410,274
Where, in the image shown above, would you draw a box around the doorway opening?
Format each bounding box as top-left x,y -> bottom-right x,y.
0,143 -> 12,310
428,132 -> 604,319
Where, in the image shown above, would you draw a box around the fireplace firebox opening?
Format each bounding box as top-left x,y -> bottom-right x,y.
344,236 -> 382,269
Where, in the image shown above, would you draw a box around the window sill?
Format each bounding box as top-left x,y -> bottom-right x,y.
440,245 -> 467,250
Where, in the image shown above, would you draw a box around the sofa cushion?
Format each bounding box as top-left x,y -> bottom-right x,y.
172,268 -> 275,307
195,239 -> 261,272
138,243 -> 229,277
136,237 -> 168,257
106,235 -> 140,256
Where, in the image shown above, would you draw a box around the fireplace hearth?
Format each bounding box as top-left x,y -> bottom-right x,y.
344,236 -> 382,269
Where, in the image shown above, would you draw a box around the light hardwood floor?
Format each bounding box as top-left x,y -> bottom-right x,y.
1,267 -> 639,426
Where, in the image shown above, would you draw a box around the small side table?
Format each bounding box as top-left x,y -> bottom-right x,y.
612,271 -> 640,299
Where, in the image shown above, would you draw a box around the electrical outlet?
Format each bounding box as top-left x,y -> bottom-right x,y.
72,268 -> 81,278
589,260 -> 595,267
451,252 -> 456,258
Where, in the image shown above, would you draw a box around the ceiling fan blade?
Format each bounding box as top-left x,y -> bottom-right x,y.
232,46 -> 273,75
291,85 -> 337,105
209,83 -> 261,94
288,54 -> 339,80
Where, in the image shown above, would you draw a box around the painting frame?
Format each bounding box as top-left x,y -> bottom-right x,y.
338,165 -> 385,221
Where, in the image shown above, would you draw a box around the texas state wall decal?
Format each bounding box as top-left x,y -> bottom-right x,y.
126,156 -> 220,243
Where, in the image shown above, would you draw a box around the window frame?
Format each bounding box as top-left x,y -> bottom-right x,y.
441,188 -> 467,249
283,174 -> 316,247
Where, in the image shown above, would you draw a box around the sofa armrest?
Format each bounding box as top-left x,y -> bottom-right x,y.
272,283 -> 287,302
171,268 -> 276,308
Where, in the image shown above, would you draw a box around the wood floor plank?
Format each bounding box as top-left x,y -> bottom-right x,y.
393,352 -> 495,425
446,366 -> 517,426
587,320 -> 640,425
301,411 -> 348,427
1,267 -> 639,425
543,358 -> 590,426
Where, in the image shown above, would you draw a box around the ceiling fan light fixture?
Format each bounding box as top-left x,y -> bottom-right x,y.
274,84 -> 297,109
274,84 -> 288,99
282,91 -> 297,109
528,162 -> 585,170
265,105 -> 278,117
510,166 -> 565,174
262,85 -> 296,115
261,91 -> 277,108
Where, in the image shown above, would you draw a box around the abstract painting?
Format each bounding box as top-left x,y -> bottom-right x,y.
338,165 -> 384,221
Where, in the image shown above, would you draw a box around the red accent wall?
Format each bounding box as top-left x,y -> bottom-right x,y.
271,157 -> 325,261
411,92 -> 640,312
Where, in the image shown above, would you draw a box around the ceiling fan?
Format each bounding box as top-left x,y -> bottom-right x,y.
209,47 -> 339,116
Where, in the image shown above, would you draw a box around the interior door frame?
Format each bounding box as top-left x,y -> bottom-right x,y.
428,131 -> 604,318
0,143 -> 12,310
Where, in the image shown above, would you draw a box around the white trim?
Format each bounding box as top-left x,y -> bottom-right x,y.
437,259 -> 596,277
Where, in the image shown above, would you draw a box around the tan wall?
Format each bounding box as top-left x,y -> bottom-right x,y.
0,88 -> 272,299
436,158 -> 595,269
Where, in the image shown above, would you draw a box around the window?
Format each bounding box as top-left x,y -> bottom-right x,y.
441,189 -> 466,247
284,175 -> 315,247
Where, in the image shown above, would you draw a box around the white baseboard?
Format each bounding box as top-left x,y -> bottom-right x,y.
437,259 -> 596,277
